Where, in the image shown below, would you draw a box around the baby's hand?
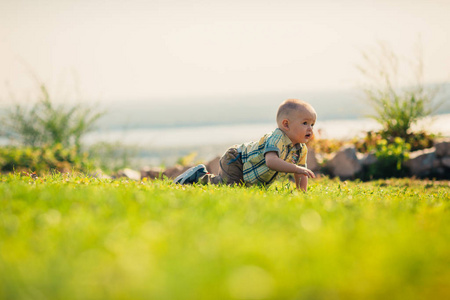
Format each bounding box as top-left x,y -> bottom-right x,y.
296,166 -> 315,178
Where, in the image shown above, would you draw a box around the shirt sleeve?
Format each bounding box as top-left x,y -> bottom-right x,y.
263,131 -> 283,155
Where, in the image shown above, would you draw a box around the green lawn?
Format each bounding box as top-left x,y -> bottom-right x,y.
1,173 -> 449,300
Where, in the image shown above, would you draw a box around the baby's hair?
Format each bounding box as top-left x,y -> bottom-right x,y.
276,99 -> 314,123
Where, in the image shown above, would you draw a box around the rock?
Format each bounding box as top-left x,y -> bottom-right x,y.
357,152 -> 377,166
405,147 -> 436,177
306,147 -> 320,172
163,165 -> 190,179
89,169 -> 112,179
116,168 -> 141,180
140,166 -> 164,180
432,158 -> 442,168
442,157 -> 450,168
435,139 -> 450,157
205,156 -> 220,175
435,167 -> 446,176
326,146 -> 362,180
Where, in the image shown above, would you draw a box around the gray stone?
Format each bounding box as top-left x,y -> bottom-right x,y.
432,158 -> 442,168
140,166 -> 164,180
442,157 -> 450,168
357,152 -> 378,166
434,167 -> 446,176
435,139 -> 450,157
326,146 -> 362,180
163,165 -> 190,179
405,147 -> 436,177
89,169 -> 112,179
116,168 -> 141,180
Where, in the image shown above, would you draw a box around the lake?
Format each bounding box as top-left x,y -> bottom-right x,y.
83,113 -> 450,167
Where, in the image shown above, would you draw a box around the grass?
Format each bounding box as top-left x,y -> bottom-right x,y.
0,173 -> 449,300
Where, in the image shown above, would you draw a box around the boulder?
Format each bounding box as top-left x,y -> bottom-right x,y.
163,165 -> 190,179
89,169 -> 112,179
116,168 -> 141,180
306,147 -> 320,172
140,166 -> 164,180
326,146 -> 362,180
442,157 -> 450,168
405,147 -> 436,177
435,139 -> 450,157
357,152 -> 377,166
205,156 -> 220,175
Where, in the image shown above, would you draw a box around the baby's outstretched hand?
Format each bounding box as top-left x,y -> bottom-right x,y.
296,166 -> 315,178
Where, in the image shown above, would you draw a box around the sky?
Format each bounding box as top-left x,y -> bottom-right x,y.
1,0 -> 450,103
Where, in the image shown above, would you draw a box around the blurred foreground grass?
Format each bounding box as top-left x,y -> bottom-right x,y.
1,174 -> 449,300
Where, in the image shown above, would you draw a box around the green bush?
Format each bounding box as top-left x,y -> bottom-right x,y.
403,130 -> 437,151
365,137 -> 411,179
0,144 -> 94,174
357,42 -> 442,140
0,80 -> 108,173
0,84 -> 103,152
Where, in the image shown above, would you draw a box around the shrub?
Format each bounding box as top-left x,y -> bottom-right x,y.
0,84 -> 103,152
307,138 -> 346,155
357,42 -> 442,140
0,80 -> 106,173
365,137 -> 411,179
0,144 -> 94,174
355,130 -> 436,154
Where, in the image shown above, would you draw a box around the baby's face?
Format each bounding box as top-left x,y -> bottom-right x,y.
284,108 -> 316,144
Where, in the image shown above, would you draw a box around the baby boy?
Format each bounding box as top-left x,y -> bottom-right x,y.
174,99 -> 316,191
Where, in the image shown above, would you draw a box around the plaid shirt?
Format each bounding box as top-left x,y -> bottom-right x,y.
237,128 -> 307,186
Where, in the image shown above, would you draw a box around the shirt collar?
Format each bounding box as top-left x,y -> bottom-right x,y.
276,128 -> 303,150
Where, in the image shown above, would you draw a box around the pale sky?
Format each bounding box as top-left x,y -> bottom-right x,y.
1,0 -> 449,102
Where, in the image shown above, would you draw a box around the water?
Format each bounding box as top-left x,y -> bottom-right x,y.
81,114 -> 450,167
85,114 -> 450,148
84,119 -> 382,148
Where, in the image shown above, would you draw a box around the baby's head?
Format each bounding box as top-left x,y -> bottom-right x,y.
276,99 -> 317,144
277,99 -> 316,126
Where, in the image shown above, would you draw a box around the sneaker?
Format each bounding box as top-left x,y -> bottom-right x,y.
174,164 -> 208,184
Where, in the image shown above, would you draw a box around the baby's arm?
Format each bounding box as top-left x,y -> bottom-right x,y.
265,152 -> 315,182
295,174 -> 308,192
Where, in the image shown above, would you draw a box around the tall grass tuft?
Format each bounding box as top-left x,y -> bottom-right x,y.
357,41 -> 443,140
1,84 -> 103,153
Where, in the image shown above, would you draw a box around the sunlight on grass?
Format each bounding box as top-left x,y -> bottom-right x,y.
1,174 -> 449,299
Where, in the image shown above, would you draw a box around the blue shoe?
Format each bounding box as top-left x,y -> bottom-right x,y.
174,164 -> 208,184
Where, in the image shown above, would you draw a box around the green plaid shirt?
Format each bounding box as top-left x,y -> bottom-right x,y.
237,128 -> 307,186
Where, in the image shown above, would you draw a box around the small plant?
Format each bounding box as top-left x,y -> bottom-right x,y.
404,130 -> 437,151
307,137 -> 346,155
353,131 -> 383,153
0,144 -> 94,174
367,137 -> 411,179
355,130 -> 436,154
357,41 -> 442,140
0,79 -> 106,173
1,84 -> 103,152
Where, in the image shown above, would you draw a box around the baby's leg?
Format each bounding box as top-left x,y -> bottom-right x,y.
199,147 -> 243,185
218,147 -> 244,185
